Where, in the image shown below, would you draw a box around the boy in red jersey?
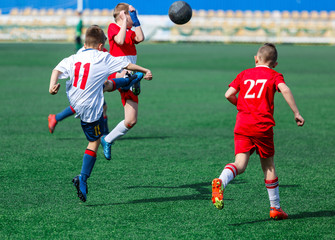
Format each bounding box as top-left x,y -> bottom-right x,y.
101,3 -> 151,160
211,43 -> 304,220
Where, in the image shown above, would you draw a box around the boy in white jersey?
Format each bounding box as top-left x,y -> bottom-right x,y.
48,46 -> 111,136
49,25 -> 152,202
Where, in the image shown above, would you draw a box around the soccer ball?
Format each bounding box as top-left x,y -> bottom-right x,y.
168,1 -> 192,25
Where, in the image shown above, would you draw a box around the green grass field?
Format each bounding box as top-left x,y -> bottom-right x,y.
0,42 -> 334,239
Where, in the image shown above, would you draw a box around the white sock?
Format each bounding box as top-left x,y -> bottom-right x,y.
219,163 -> 238,189
104,120 -> 129,143
265,177 -> 281,209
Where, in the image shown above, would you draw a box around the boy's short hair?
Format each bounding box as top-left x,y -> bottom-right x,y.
257,43 -> 278,66
85,25 -> 107,47
113,3 -> 129,20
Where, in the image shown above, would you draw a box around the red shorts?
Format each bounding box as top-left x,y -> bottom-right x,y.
234,133 -> 274,158
119,89 -> 138,106
108,73 -> 139,106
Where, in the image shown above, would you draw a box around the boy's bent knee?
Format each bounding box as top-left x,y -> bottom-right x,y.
125,120 -> 137,129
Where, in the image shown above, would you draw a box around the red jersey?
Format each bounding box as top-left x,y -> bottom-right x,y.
229,66 -> 285,137
107,23 -> 138,57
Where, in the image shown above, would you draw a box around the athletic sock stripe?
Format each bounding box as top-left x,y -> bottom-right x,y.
85,149 -> 97,158
224,165 -> 237,177
111,80 -> 116,91
70,106 -> 76,113
264,177 -> 278,184
265,177 -> 279,189
226,163 -> 238,173
225,163 -> 238,177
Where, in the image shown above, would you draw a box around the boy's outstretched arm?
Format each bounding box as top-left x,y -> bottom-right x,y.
225,87 -> 238,106
126,63 -> 152,80
49,69 -> 62,95
278,83 -> 305,126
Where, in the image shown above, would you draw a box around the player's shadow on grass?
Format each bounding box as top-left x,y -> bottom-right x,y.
85,179 -> 245,207
280,184 -> 300,188
228,210 -> 335,226
127,179 -> 245,204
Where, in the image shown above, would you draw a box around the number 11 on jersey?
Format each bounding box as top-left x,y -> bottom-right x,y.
73,62 -> 91,90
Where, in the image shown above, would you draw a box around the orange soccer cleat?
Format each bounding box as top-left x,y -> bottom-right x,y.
270,207 -> 288,220
48,114 -> 58,134
212,178 -> 224,210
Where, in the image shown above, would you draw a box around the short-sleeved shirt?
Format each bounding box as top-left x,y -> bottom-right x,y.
229,66 -> 286,137
108,23 -> 138,57
55,48 -> 129,123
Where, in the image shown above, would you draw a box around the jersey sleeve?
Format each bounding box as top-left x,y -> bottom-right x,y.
274,73 -> 286,92
54,56 -> 72,79
108,23 -> 119,42
229,71 -> 244,92
105,53 -> 130,75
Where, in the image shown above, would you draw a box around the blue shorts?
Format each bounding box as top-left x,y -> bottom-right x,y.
81,114 -> 104,142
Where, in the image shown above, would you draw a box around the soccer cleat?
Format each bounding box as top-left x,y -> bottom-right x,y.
120,72 -> 144,92
101,135 -> 112,160
72,175 -> 87,202
212,178 -> 224,210
270,207 -> 288,220
131,81 -> 141,96
48,114 -> 58,134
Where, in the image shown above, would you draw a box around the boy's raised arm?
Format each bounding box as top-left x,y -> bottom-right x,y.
114,10 -> 127,45
129,5 -> 145,42
278,83 -> 304,126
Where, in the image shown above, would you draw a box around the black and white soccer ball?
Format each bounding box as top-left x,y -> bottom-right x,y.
168,1 -> 192,25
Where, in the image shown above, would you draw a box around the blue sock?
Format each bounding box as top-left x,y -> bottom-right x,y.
103,116 -> 109,135
55,106 -> 75,122
110,77 -> 132,90
80,149 -> 97,181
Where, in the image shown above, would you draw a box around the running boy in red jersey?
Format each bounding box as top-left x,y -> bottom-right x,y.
211,43 -> 304,220
101,3 -> 151,160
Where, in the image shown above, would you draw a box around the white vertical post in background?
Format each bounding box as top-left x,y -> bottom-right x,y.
77,0 -> 83,12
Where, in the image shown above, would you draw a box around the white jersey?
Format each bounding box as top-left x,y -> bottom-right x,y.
55,48 -> 129,123
115,55 -> 137,64
113,56 -> 137,75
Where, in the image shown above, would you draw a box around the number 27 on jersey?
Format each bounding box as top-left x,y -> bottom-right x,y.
244,79 -> 267,99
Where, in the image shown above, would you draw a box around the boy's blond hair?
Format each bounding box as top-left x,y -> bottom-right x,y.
113,3 -> 130,20
85,25 -> 106,47
257,43 -> 278,66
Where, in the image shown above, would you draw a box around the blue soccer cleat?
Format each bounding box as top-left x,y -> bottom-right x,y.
131,81 -> 141,96
72,175 -> 87,202
121,72 -> 144,92
101,135 -> 112,160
